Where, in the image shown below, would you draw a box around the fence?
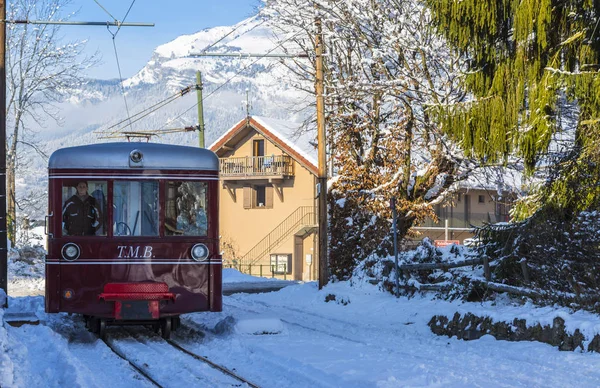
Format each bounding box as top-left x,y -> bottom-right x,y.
224,263 -> 289,280
387,256 -> 536,298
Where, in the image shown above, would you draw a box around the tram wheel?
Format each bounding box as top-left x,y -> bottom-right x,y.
88,317 -> 99,334
172,316 -> 181,331
161,318 -> 171,340
98,319 -> 107,340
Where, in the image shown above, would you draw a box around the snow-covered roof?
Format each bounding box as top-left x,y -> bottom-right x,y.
455,166 -> 527,195
209,116 -> 318,176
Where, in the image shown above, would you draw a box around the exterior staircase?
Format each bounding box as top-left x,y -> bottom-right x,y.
241,206 -> 317,266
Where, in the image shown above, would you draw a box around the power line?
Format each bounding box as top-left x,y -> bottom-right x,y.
161,30 -> 306,130
104,0 -> 139,131
109,85 -> 196,134
195,15 -> 266,55
111,39 -> 133,131
98,86 -> 194,134
92,0 -> 118,21
114,0 -> 137,37
101,16 -> 267,137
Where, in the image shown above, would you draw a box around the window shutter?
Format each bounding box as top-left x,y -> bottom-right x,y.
243,186 -> 251,209
266,186 -> 274,208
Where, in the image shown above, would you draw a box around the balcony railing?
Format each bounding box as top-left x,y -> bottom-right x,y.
220,155 -> 294,178
416,212 -> 510,229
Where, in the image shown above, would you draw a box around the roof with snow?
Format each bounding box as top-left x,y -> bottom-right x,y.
209,116 -> 318,176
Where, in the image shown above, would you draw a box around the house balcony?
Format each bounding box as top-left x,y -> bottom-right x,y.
219,155 -> 294,181
415,212 -> 511,229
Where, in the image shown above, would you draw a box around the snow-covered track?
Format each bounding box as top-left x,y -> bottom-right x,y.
102,337 -> 162,388
166,339 -> 260,388
104,326 -> 261,388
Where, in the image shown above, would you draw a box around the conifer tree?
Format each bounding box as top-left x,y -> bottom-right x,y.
424,0 -> 600,216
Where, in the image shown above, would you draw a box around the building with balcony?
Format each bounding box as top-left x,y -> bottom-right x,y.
209,116 -> 319,281
412,181 -> 519,246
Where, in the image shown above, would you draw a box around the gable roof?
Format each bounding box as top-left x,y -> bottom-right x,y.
209,116 -> 318,176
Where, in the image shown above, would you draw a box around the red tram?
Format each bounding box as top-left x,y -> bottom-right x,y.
45,142 -> 222,339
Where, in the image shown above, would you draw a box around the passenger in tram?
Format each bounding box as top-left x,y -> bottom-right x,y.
62,181 -> 102,236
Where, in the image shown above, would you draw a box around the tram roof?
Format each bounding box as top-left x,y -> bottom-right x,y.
48,142 -> 219,170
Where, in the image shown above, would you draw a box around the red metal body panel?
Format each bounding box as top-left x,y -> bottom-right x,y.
99,282 -> 175,301
45,167 -> 223,319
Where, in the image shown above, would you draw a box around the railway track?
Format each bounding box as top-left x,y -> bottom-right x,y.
103,326 -> 260,388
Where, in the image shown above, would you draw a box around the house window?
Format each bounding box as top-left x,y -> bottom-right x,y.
478,195 -> 485,203
270,254 -> 291,274
243,185 -> 274,209
255,185 -> 266,207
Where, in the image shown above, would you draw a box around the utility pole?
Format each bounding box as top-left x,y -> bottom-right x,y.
315,17 -> 328,289
196,71 -> 205,148
192,40 -> 330,289
0,14 -> 153,305
0,0 -> 7,307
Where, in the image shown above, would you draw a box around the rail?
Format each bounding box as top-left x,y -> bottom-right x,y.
220,155 -> 294,177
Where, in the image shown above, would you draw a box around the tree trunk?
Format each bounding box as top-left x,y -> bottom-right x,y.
6,155 -> 15,246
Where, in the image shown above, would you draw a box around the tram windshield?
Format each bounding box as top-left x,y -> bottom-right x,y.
62,180 -> 107,236
165,181 -> 208,236
113,181 -> 159,236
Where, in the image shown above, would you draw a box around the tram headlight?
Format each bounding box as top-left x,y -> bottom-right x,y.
61,243 -> 81,261
129,149 -> 143,163
191,243 -> 209,261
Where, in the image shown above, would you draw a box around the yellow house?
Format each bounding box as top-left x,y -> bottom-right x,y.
209,116 -> 319,281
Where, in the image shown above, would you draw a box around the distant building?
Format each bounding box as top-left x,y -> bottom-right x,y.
210,116 -> 319,281
412,186 -> 518,246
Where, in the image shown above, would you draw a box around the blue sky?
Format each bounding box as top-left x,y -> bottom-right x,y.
63,0 -> 261,80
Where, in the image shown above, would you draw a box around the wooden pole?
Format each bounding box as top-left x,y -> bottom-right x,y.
0,0 -> 7,307
315,17 -> 328,289
196,71 -> 205,148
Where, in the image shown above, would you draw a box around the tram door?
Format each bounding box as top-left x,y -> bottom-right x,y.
113,181 -> 159,236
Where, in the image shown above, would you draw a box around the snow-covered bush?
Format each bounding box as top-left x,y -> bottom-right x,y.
476,207 -> 600,312
353,238 -> 485,301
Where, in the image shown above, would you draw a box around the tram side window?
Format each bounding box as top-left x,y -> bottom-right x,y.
165,181 -> 208,236
113,181 -> 159,236
61,180 -> 107,236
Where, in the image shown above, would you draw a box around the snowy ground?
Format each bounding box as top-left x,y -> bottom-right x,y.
2,250 -> 600,387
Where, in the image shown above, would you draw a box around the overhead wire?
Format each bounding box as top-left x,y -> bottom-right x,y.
114,0 -> 137,38
197,15 -> 266,55
157,29 -> 306,132
98,85 -> 195,134
105,86 -> 196,134
104,15 -> 268,137
103,0 -> 138,131
92,0 -> 117,20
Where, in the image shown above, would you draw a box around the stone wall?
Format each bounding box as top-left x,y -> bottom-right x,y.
429,312 -> 600,352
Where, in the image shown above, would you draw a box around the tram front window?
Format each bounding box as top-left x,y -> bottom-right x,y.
113,181 -> 159,236
61,180 -> 107,236
165,181 -> 208,236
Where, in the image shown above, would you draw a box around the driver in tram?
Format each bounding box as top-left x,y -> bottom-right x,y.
62,181 -> 102,236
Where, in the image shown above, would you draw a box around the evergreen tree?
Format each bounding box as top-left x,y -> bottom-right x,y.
425,0 -> 600,216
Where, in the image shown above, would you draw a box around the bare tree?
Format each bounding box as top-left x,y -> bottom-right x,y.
263,0 -> 479,278
5,0 -> 98,243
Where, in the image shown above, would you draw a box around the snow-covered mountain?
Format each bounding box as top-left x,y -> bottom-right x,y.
19,16 -> 313,218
